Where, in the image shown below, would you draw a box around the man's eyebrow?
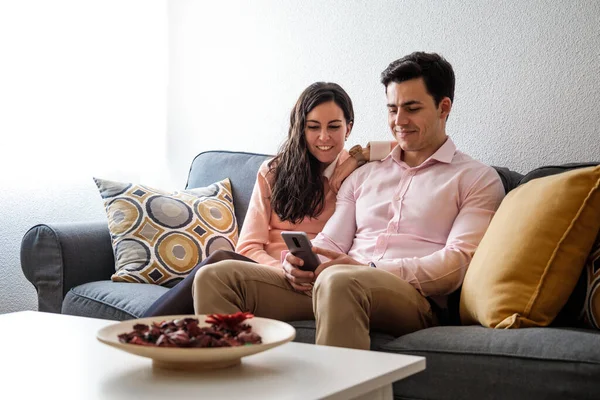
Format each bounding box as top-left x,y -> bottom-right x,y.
401,100 -> 422,107
387,100 -> 423,108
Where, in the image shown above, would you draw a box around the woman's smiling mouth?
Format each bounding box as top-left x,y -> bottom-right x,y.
316,145 -> 334,151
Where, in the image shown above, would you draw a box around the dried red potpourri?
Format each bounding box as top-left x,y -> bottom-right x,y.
117,315 -> 262,348
205,312 -> 255,331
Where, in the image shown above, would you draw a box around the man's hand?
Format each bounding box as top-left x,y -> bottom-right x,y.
312,247 -> 364,277
283,252 -> 316,292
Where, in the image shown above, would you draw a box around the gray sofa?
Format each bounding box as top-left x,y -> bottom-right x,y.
21,150 -> 600,400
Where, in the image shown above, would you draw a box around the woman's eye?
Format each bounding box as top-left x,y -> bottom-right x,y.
328,125 -> 341,130
307,126 -> 319,130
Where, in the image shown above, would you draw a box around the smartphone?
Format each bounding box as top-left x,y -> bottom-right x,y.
281,231 -> 321,272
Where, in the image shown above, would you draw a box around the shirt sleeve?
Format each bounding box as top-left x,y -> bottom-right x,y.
235,163 -> 282,268
374,167 -> 506,297
367,141 -> 396,161
311,173 -> 358,259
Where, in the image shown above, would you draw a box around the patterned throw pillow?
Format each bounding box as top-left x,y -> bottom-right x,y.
582,234 -> 600,329
94,177 -> 238,286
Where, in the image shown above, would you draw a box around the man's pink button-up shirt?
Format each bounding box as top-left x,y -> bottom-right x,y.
312,137 -> 505,297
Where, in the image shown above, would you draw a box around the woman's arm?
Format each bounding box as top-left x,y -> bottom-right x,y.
235,163 -> 281,267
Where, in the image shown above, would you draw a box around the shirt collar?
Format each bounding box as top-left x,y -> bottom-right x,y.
388,136 -> 456,167
322,153 -> 341,180
429,137 -> 456,164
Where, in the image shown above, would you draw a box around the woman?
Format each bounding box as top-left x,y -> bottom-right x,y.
143,82 -> 388,317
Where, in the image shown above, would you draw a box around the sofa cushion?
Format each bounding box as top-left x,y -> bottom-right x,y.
62,285 -> 396,348
518,162 -> 600,186
460,165 -> 600,328
492,166 -> 523,193
62,281 -> 168,321
94,177 -> 238,286
288,320 -> 395,350
385,326 -> 600,400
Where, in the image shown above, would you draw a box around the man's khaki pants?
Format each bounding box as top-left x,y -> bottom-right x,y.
193,260 -> 437,350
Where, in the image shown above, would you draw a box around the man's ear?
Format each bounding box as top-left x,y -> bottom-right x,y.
439,97 -> 452,119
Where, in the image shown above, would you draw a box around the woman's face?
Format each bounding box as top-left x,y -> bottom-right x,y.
304,101 -> 351,168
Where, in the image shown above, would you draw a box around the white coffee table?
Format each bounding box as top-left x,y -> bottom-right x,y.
1,311 -> 424,399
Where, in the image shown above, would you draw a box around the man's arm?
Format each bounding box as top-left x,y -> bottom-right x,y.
283,171 -> 360,288
375,168 -> 505,297
311,171 -> 359,255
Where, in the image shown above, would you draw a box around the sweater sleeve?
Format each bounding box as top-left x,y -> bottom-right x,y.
235,162 -> 281,267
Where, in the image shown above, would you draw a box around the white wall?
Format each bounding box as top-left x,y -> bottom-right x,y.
2,0 -> 599,314
168,0 -> 600,186
0,0 -> 167,313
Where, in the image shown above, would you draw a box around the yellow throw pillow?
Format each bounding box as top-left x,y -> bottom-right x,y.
94,177 -> 238,286
460,166 -> 600,328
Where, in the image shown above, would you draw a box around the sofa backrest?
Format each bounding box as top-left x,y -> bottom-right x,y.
185,150 -> 524,230
186,150 -> 271,229
493,166 -> 523,193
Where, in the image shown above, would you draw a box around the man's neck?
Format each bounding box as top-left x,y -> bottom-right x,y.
401,135 -> 448,168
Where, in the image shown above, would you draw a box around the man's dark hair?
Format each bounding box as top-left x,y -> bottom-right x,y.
380,52 -> 455,106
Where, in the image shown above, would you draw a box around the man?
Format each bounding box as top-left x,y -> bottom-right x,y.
193,52 -> 505,350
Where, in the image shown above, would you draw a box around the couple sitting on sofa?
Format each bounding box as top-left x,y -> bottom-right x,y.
143,51 -> 505,350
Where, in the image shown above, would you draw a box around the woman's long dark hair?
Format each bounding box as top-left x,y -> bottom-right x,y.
269,82 -> 354,224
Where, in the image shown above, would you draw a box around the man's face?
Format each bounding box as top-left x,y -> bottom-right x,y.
386,78 -> 451,164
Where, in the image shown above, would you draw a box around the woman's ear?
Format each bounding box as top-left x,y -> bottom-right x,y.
346,121 -> 354,140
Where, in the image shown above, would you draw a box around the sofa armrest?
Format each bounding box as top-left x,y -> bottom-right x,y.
20,222 -> 115,313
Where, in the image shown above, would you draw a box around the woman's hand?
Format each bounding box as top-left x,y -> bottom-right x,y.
283,253 -> 316,292
329,146 -> 371,194
329,157 -> 358,194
